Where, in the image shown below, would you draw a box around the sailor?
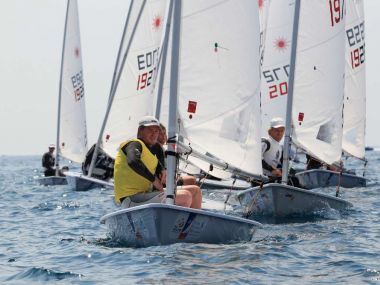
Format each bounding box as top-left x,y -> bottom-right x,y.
156,123 -> 198,187
114,116 -> 202,209
42,144 -> 56,177
261,117 -> 285,179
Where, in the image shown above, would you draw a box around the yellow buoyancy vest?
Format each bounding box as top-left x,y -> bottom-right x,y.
114,139 -> 158,203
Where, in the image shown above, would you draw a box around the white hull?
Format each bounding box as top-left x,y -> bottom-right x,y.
65,171 -> 113,191
237,183 -> 353,218
36,176 -> 67,186
295,169 -> 366,189
200,178 -> 251,190
100,203 -> 261,247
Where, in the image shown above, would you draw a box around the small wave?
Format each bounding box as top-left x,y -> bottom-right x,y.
6,267 -> 83,282
32,201 -> 81,212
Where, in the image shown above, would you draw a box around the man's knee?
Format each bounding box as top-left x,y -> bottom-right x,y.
176,190 -> 192,207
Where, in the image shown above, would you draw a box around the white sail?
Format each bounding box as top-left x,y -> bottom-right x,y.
291,0 -> 346,165
261,0 -> 294,134
169,0 -> 262,176
342,0 -> 366,159
102,0 -> 168,157
258,0 -> 271,65
59,0 -> 88,163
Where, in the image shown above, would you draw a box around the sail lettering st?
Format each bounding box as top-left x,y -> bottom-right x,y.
71,70 -> 84,102
263,64 -> 290,99
136,48 -> 160,91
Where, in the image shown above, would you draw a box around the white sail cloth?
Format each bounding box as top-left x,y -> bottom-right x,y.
59,0 -> 88,163
260,0 -> 294,134
102,0 -> 168,157
342,0 -> 366,159
291,0 -> 346,165
159,0 -> 263,176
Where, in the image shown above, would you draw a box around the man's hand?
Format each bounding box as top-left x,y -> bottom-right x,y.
153,177 -> 164,192
271,168 -> 282,177
160,170 -> 167,185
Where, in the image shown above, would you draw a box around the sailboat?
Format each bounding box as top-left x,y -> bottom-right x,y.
295,0 -> 367,189
64,0 -> 157,191
38,0 -> 88,186
237,0 -> 353,219
100,0 -> 263,247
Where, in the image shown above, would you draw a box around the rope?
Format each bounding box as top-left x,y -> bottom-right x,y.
363,159 -> 368,177
244,181 -> 264,218
335,160 -> 343,197
223,177 -> 236,213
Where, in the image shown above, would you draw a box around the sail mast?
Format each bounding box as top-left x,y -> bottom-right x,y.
166,0 -> 181,205
87,1 -> 146,177
154,0 -> 174,119
55,0 -> 70,176
281,0 -> 301,184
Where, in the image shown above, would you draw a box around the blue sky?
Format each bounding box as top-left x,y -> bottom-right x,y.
0,0 -> 378,156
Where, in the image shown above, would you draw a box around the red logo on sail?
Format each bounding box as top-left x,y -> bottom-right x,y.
274,37 -> 289,52
258,0 -> 264,9
298,112 -> 304,125
152,15 -> 162,30
187,101 -> 197,119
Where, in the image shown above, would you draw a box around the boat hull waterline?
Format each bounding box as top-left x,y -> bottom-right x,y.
37,176 -> 67,186
100,203 -> 262,247
65,171 -> 113,191
295,169 -> 366,189
237,183 -> 353,218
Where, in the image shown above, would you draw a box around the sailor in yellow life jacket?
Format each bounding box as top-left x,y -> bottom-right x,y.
114,116 -> 202,209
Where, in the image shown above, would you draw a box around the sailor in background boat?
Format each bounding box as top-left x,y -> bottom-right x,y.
157,123 -> 198,187
114,116 -> 202,209
306,154 -> 343,173
42,144 -> 68,177
42,144 -> 56,177
261,117 -> 285,180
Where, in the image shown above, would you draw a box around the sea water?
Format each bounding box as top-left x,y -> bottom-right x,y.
0,153 -> 379,284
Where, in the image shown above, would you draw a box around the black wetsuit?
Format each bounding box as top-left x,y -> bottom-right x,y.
42,152 -> 55,176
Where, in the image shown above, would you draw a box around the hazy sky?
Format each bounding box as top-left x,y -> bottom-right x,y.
0,0 -> 379,156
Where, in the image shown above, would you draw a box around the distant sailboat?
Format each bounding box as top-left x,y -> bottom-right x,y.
237,0 -> 353,219
38,0 -> 88,186
296,0 -> 367,189
65,0 -> 166,191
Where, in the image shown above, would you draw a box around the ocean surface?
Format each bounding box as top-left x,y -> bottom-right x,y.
0,152 -> 379,284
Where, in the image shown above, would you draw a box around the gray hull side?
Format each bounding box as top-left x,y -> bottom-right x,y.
296,169 -> 366,189
100,204 -> 261,247
65,172 -> 113,191
237,183 -> 353,218
201,178 -> 251,190
37,176 -> 67,186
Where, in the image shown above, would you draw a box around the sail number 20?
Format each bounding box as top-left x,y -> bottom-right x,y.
329,0 -> 345,27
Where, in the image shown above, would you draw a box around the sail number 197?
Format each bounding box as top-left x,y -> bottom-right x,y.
329,0 -> 345,27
